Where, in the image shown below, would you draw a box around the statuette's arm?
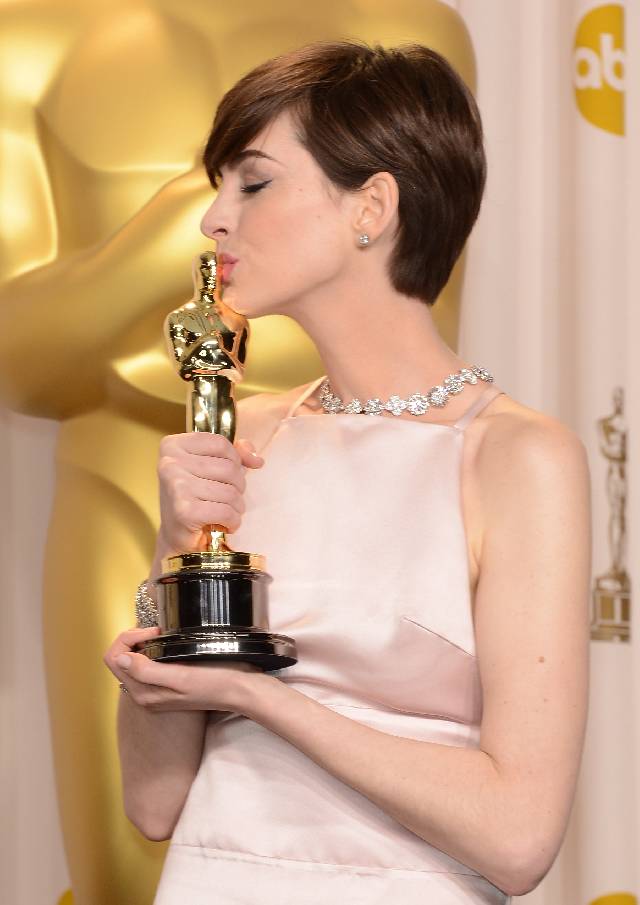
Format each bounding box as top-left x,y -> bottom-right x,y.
0,168 -> 212,418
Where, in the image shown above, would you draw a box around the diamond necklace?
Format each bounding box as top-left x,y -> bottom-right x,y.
319,365 -> 494,417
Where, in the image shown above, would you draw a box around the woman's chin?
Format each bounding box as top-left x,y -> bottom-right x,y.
221,286 -> 282,319
220,286 -> 244,313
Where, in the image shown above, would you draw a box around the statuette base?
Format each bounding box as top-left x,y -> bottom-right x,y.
140,629 -> 297,669
136,556 -> 298,670
591,573 -> 631,643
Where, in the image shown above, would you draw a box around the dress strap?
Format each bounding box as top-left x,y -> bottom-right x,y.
453,384 -> 505,431
284,375 -> 327,419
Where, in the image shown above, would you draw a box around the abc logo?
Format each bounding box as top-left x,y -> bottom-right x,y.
573,3 -> 625,136
589,895 -> 637,905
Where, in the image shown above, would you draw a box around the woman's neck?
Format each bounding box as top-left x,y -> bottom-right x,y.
289,279 -> 466,406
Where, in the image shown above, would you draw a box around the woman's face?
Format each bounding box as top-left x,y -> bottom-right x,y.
200,112 -> 356,318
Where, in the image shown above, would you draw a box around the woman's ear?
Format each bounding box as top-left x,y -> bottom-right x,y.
352,171 -> 399,243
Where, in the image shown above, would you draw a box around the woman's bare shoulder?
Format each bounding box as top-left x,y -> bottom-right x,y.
462,393 -> 589,592
476,392 -> 586,451
471,392 -> 590,498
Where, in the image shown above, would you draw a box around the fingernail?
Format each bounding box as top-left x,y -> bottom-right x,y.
249,451 -> 262,459
116,654 -> 132,669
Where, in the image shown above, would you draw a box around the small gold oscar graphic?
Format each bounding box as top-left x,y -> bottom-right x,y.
591,386 -> 631,642
137,251 -> 297,668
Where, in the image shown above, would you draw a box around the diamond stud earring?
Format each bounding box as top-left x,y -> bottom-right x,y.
358,234 -> 370,246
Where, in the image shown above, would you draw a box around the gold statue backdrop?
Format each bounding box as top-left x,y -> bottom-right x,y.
0,2 -> 475,903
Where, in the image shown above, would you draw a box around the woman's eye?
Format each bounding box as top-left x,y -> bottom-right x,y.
240,180 -> 271,194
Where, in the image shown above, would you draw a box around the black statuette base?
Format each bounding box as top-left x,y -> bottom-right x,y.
140,630 -> 297,669
157,568 -> 271,633
136,566 -> 297,670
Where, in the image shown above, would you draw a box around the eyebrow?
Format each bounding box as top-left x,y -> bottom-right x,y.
227,149 -> 282,169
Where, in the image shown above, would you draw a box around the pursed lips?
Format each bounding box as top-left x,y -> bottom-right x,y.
218,253 -> 238,284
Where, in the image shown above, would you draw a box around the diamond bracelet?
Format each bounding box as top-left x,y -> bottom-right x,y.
135,579 -> 159,628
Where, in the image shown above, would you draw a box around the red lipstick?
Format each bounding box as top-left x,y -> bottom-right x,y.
218,253 -> 238,285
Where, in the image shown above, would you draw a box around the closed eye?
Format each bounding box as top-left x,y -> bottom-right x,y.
241,180 -> 272,194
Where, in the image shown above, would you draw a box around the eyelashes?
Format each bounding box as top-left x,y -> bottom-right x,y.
240,179 -> 272,194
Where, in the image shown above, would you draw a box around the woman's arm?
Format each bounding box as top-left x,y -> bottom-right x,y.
115,641 -> 209,841
107,427 -> 265,840
110,530 -> 210,842
233,414 -> 591,896
111,530 -> 255,841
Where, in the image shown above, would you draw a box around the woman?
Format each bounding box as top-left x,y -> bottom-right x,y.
105,42 -> 591,903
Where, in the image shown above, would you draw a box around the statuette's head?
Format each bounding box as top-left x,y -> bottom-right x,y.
192,251 -> 218,305
610,386 -> 625,416
199,41 -> 486,317
198,251 -> 217,291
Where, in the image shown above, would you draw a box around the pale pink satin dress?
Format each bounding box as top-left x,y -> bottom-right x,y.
154,376 -> 510,905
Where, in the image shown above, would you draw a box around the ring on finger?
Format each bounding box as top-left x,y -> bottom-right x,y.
119,682 -> 129,695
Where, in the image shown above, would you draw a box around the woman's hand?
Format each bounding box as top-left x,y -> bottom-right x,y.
156,432 -> 264,556
104,625 -> 265,713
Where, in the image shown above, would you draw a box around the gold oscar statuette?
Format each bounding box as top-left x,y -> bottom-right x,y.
137,251 -> 297,668
591,386 -> 631,642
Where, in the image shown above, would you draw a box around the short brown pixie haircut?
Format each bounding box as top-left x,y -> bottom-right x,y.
203,42 -> 486,305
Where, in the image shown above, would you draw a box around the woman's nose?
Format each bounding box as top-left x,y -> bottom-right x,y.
200,199 -> 229,240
